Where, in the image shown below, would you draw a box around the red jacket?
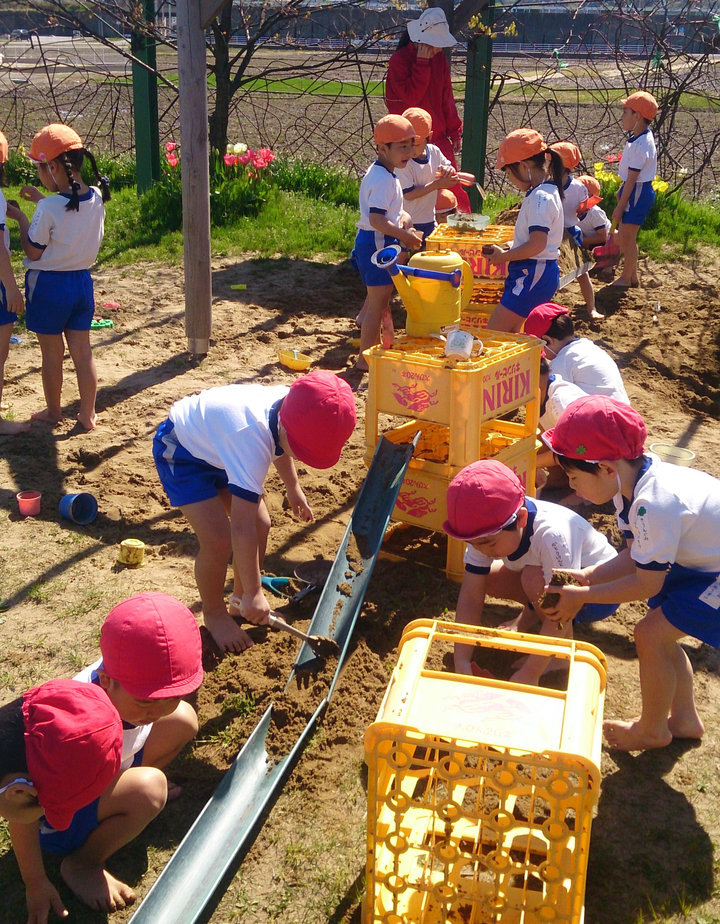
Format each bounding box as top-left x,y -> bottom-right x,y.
385,43 -> 462,145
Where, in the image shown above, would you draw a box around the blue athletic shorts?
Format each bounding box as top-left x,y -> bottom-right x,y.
0,281 -> 18,326
500,259 -> 560,319
25,268 -> 95,335
620,181 -> 655,227
574,602 -> 620,623
40,797 -> 100,856
153,417 -> 231,507
648,563 -> 720,647
350,229 -> 400,287
415,221 -> 436,245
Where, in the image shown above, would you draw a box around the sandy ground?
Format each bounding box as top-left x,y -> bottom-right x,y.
1,245 -> 720,924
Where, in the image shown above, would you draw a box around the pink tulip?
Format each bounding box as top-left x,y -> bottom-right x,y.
165,142 -> 177,153
167,153 -> 179,167
224,154 -> 237,166
238,153 -> 252,165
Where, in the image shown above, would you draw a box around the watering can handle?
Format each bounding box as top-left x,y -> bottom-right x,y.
460,260 -> 474,311
399,265 -> 463,287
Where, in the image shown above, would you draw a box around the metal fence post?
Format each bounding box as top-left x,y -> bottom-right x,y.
132,0 -> 161,193
461,0 -> 495,212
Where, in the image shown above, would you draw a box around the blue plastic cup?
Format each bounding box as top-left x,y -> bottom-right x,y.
59,492 -> 98,525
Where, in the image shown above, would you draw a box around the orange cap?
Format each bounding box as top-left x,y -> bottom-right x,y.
620,91 -> 658,121
402,107 -> 433,140
436,189 -> 457,212
576,174 -> 601,198
373,115 -> 418,146
496,129 -> 546,169
29,123 -> 83,164
0,131 -> 8,164
550,141 -> 582,170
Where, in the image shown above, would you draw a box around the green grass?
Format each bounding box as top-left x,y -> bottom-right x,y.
639,193 -> 720,259
164,73 -> 385,96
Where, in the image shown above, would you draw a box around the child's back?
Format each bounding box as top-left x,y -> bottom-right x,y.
23,187 -> 104,272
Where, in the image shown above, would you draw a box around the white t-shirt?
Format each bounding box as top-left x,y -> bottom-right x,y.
0,189 -> 10,256
169,383 -> 288,501
619,130 -> 657,184
578,205 -> 611,238
561,177 -> 588,228
24,188 -> 105,271
512,182 -> 564,262
74,659 -> 153,772
356,161 -> 404,232
539,374 -> 587,430
395,143 -> 452,226
550,338 -> 630,404
615,455 -> 720,572
464,497 -> 617,580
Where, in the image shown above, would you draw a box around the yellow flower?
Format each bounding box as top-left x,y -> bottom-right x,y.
652,178 -> 669,193
233,142 -> 248,155
226,143 -> 234,154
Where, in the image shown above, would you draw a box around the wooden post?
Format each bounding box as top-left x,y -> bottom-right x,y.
177,0 -> 212,356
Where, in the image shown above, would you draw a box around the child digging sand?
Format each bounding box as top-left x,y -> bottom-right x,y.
11,123 -> 110,430
442,459 -> 619,685
153,371 -> 356,652
351,115 -> 423,371
542,395 -> 720,751
0,130 -> 29,434
1,679 -> 124,922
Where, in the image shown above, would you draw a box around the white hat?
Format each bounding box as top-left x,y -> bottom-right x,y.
407,8 -> 457,48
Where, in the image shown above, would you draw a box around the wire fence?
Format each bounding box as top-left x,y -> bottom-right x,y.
0,3 -> 718,199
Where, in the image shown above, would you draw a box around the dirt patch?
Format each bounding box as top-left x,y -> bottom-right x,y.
1,247 -> 720,924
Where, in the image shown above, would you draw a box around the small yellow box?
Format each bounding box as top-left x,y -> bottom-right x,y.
364,620 -> 607,924
426,225 -> 515,279
364,332 -> 542,440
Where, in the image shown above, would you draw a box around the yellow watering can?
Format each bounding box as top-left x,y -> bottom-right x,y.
372,245 -> 474,337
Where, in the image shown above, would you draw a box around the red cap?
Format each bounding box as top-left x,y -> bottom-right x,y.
281,370 -> 356,469
100,593 -> 203,700
543,395 -> 647,462
23,680 -> 122,831
496,129 -> 546,169
373,115 -> 417,146
524,303 -> 569,338
621,91 -> 658,121
0,131 -> 8,164
29,123 -> 83,164
443,460 -> 525,541
550,141 -> 582,170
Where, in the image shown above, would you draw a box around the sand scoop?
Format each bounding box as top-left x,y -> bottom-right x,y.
229,595 -> 338,657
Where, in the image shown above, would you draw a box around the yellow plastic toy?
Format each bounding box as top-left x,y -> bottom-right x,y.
372,246 -> 474,337
278,349 -> 312,371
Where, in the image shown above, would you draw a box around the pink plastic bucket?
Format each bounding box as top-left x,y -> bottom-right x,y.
17,490 -> 41,517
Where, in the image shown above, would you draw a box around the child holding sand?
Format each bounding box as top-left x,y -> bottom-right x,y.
11,123 -> 110,430
484,129 -> 565,333
351,115 -> 423,370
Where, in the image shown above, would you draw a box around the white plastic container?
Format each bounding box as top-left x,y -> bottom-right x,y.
649,442 -> 695,467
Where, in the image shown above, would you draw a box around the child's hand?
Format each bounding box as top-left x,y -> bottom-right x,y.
399,209 -> 414,231
20,186 -> 44,204
25,876 -> 68,924
400,228 -> 423,250
5,202 -> 24,222
484,244 -> 508,265
287,485 -> 314,522
237,590 -> 271,626
611,204 -> 624,225
539,579 -> 588,623
5,283 -> 23,316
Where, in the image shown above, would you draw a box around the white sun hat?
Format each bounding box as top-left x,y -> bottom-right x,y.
407,8 -> 458,48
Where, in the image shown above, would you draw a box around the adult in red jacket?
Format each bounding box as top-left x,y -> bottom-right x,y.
385,8 -> 471,213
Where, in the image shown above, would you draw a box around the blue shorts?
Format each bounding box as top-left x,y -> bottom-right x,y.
0,282 -> 18,326
351,229 -> 400,287
153,418 -> 231,507
574,602 -> 620,623
500,260 -> 560,319
620,181 -> 655,227
25,268 -> 95,335
40,797 -> 100,856
415,221 -> 436,245
648,563 -> 720,647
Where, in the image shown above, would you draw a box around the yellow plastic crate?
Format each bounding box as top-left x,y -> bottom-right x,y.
458,282 -> 505,335
364,333 -> 542,444
364,620 -> 607,924
369,420 -> 538,533
426,225 -> 515,279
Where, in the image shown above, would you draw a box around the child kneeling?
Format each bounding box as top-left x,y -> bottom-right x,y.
442,459 -> 619,684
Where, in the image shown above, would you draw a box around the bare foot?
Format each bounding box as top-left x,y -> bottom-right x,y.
77,411 -> 97,431
603,718 -> 672,751
668,713 -> 705,740
31,407 -> 62,424
204,610 -> 254,653
166,777 -> 183,801
589,309 -> 603,320
0,419 -> 31,435
60,857 -> 136,913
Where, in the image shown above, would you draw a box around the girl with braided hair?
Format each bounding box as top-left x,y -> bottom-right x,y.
11,124 -> 110,430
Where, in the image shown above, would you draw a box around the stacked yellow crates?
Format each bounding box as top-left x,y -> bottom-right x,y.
364,619 -> 607,924
364,331 -> 542,580
425,224 -> 514,333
